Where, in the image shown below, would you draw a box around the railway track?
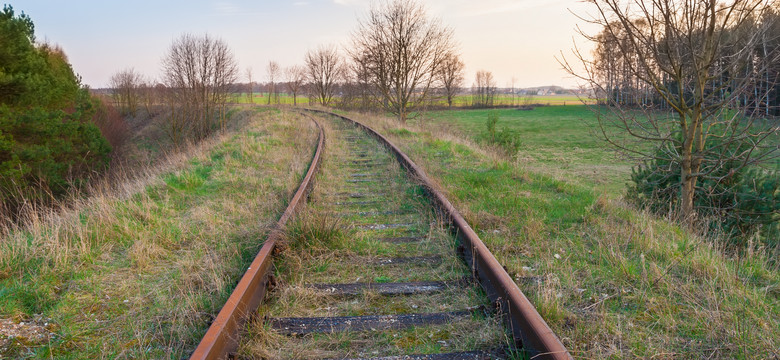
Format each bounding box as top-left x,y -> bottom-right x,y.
190,111 -> 571,360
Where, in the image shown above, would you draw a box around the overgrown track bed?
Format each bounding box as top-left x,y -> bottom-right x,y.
233,113 -> 511,360
191,111 -> 571,359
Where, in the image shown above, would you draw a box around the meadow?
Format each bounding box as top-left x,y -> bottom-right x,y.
227,93 -> 594,107
419,105 -> 632,196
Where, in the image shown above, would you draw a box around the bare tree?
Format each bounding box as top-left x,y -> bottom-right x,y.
109,68 -> 143,116
437,52 -> 465,108
285,65 -> 307,106
351,53 -> 375,111
245,67 -> 254,104
472,70 -> 496,108
349,0 -> 455,122
563,0 -> 779,222
162,33 -> 238,142
304,45 -> 344,106
137,76 -> 164,117
266,61 -> 280,105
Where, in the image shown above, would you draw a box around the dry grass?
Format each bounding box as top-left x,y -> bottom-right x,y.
0,108 -> 319,358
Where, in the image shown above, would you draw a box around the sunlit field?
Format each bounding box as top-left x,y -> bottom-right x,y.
227,93 -> 596,107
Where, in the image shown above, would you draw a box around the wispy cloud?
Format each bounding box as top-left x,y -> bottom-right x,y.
333,0 -> 365,6
293,1 -> 310,6
213,1 -> 240,14
429,0 -> 569,18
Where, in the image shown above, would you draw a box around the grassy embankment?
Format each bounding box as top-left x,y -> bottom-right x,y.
345,108 -> 779,359
0,108 -> 318,358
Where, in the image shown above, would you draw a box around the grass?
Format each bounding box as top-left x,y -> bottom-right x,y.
348,110 -> 779,359
420,106 -> 632,196
434,94 -> 595,107
238,114 -> 510,359
0,108 -> 319,358
229,92 -> 311,106
226,93 -> 595,107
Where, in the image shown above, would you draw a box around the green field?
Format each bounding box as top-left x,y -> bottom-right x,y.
419,105 -> 632,196
227,93 -> 594,107
441,94 -> 594,107
229,92 -> 311,105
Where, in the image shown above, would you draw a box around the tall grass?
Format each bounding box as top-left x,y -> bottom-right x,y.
0,108 -> 318,358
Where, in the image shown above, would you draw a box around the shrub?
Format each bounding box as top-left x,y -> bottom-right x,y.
0,102 -> 111,209
628,140 -> 779,249
486,111 -> 499,142
483,111 -> 523,153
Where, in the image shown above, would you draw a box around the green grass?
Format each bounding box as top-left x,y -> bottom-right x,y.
419,106 -> 632,196
226,93 -> 594,107
229,92 -> 311,105
353,111 -> 779,359
437,94 -> 594,107
0,109 -> 319,358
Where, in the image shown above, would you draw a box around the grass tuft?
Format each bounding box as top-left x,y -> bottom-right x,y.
282,210 -> 349,251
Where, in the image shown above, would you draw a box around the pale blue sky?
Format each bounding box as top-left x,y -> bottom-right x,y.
13,0 -> 598,88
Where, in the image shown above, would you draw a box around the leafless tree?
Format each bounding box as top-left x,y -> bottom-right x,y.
245,67 -> 254,104
285,65 -> 307,106
563,0 -> 779,222
304,45 -> 344,106
437,52 -> 465,108
109,68 -> 143,116
351,53 -> 375,111
162,33 -> 238,142
266,61 -> 280,104
349,0 -> 455,122
137,76 -> 164,117
472,70 -> 497,108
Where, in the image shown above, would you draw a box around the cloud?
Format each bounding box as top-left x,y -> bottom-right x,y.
213,1 -> 240,14
333,0 -> 364,6
429,0 -> 570,18
293,1 -> 310,6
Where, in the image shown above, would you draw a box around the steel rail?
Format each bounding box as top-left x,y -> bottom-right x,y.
189,115 -> 325,360
305,109 -> 572,360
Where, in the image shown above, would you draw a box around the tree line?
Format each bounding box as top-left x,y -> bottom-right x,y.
590,3 -> 780,117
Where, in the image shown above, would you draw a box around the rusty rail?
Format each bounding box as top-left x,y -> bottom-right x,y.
305,109 -> 572,360
189,116 -> 325,360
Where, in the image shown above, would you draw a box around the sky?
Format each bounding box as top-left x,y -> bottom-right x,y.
13,0 -> 601,89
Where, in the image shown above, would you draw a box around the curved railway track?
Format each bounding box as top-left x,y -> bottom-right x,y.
190,110 -> 571,360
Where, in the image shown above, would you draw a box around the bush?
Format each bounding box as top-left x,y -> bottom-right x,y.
628,140 -> 779,249
0,102 -> 111,209
483,111 -> 523,153
486,111 -> 498,142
